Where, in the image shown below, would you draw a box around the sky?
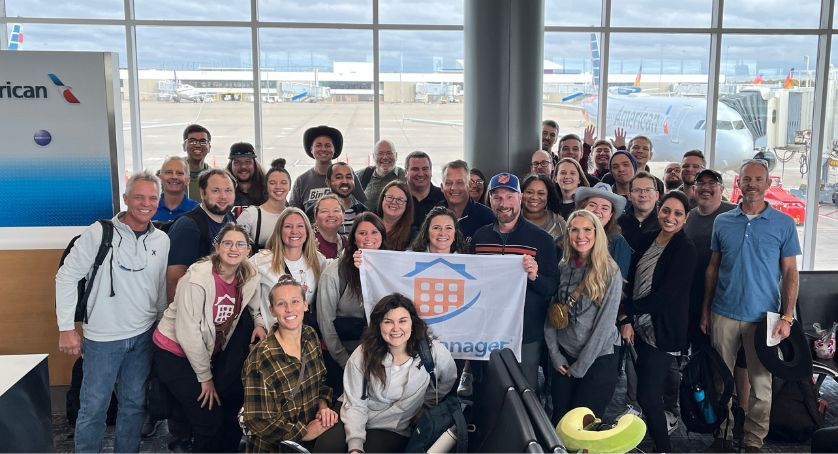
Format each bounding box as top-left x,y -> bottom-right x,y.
2,0 -> 828,75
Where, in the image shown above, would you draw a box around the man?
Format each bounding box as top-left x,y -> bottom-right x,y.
663,162 -> 683,192
356,139 -> 405,207
290,125 -> 367,209
618,171 -> 660,251
182,124 -> 212,199
591,140 -> 614,179
542,119 -> 559,154
608,150 -> 637,199
530,149 -> 554,177
308,162 -> 368,235
558,133 -> 600,185
623,136 -> 664,193
225,142 -> 267,210
405,150 -> 445,228
153,156 -> 198,223
56,171 -> 169,452
700,160 -> 801,452
166,169 -> 237,304
680,149 -> 706,206
473,173 -> 559,389
438,160 -> 495,244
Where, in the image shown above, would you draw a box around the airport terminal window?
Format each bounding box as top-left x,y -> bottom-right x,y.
379,30 -> 464,182
4,0 -> 123,19
544,0 -> 600,27
135,0 -> 251,21
723,0 -> 820,29
135,26 -> 254,172
379,0 -> 463,25
542,32 -> 594,140
814,42 -> 838,270
606,33 -> 711,169
259,0 -> 372,24
609,0 -> 711,28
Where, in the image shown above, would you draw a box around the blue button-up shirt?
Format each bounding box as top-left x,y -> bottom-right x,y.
152,193 -> 199,223
710,203 -> 800,322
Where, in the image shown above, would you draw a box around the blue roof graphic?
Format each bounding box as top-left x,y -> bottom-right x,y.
403,258 -> 476,280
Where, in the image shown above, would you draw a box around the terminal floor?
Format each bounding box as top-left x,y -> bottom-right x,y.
50,373 -> 838,453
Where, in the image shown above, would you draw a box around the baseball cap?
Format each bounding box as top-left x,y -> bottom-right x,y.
229,142 -> 257,160
696,169 -> 723,184
488,172 -> 521,193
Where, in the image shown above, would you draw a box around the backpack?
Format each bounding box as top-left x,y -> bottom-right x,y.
679,344 -> 734,435
66,357 -> 118,426
767,377 -> 824,442
58,220 -> 114,323
359,166 -> 375,189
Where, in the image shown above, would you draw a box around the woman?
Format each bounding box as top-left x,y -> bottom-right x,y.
313,293 -> 456,453
237,158 -> 291,251
152,224 -> 266,452
622,191 -> 696,452
574,182 -> 632,279
411,206 -> 467,254
521,173 -> 566,252
555,158 -> 590,220
241,276 -> 337,452
375,180 -> 415,251
317,212 -> 387,392
313,194 -> 346,259
250,207 -> 327,328
544,210 -> 622,425
468,168 -> 488,205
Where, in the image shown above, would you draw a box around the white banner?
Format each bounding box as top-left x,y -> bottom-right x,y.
359,249 -> 527,361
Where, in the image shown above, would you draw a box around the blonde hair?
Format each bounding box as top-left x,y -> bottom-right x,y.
562,210 -> 619,305
265,207 -> 322,279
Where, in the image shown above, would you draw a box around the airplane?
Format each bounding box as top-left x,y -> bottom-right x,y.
7,23 -> 22,50
165,70 -> 213,103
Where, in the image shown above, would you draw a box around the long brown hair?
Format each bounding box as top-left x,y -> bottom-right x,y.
375,180 -> 415,251
338,212 -> 387,297
206,223 -> 256,286
360,293 -> 432,389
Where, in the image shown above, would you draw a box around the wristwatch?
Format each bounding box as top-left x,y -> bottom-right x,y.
780,314 -> 795,326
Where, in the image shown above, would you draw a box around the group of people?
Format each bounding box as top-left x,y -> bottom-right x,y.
55,120 -> 800,453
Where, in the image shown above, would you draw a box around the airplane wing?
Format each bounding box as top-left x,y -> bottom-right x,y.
543,102 -> 586,111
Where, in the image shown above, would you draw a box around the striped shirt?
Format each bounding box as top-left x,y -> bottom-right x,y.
241,325 -> 333,452
632,242 -> 664,349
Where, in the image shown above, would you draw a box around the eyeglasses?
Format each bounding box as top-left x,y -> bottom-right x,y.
220,240 -> 249,250
469,179 -> 484,186
185,138 -> 210,146
383,194 -> 408,205
695,180 -> 721,187
531,160 -> 551,168
664,167 -> 681,174
630,187 -> 657,194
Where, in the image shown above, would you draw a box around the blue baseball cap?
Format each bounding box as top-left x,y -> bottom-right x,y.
488,172 -> 521,193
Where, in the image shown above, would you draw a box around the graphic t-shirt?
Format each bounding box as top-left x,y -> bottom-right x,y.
213,272 -> 240,353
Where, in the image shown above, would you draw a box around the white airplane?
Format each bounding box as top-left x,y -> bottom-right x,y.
7,23 -> 22,50
165,70 -> 213,103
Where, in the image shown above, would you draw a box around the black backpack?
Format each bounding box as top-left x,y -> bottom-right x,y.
767,377 -> 824,442
679,344 -> 734,435
66,357 -> 118,427
57,220 -> 114,323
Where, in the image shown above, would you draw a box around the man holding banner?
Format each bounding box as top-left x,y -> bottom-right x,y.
472,172 -> 560,388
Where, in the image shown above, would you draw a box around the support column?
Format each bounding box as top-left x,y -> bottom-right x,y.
464,0 -> 544,178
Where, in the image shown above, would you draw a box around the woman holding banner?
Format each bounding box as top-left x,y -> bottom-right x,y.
544,210 -> 622,425
411,206 -> 466,254
313,293 -> 456,453
317,212 -> 387,395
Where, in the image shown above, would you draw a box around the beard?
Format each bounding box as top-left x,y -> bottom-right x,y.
665,179 -> 683,190
206,202 -> 230,216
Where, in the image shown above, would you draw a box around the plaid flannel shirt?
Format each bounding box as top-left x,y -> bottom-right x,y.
241,324 -> 333,452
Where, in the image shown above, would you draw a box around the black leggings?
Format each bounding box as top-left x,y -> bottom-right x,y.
549,349 -> 618,425
312,405 -> 408,453
635,339 -> 676,452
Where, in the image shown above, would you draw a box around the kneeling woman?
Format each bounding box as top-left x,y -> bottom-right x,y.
544,210 -> 622,425
314,294 -> 456,453
241,276 -> 337,452
152,224 -> 267,452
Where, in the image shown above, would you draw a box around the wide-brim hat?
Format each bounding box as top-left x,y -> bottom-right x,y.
754,316 -> 813,381
574,182 -> 627,216
303,125 -> 343,159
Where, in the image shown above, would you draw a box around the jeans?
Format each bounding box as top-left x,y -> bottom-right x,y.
75,328 -> 153,453
550,349 -> 618,425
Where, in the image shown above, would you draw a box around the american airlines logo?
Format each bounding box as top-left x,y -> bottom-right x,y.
0,73 -> 80,103
48,73 -> 80,103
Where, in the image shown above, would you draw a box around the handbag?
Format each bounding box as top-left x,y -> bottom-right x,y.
548,284 -> 583,329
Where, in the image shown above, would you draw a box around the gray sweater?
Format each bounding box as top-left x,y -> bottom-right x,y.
544,260 -> 621,378
316,260 -> 366,367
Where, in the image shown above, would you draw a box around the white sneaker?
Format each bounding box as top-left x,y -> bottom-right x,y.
457,371 -> 473,397
665,410 -> 679,435
623,404 -> 643,418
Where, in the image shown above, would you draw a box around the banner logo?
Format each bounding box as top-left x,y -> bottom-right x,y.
403,258 -> 480,324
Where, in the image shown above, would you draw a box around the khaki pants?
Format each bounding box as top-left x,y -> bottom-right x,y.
710,313 -> 773,448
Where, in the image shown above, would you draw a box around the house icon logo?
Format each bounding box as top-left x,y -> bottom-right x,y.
403,258 -> 481,325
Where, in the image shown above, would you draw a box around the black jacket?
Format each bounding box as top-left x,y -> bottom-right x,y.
624,229 -> 696,352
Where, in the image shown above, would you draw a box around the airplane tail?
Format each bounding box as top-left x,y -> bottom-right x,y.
8,23 -> 22,50
783,68 -> 795,89
590,33 -> 601,90
634,65 -> 642,87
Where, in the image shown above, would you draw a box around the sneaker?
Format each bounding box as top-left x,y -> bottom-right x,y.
141,417 -> 162,439
457,371 -> 473,397
622,404 -> 643,419
664,410 -> 679,435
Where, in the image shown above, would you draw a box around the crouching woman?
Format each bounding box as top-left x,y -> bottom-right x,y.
240,276 -> 336,452
313,293 -> 456,453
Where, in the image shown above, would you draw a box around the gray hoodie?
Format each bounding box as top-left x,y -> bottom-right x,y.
56,214 -> 169,341
544,260 -> 621,378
